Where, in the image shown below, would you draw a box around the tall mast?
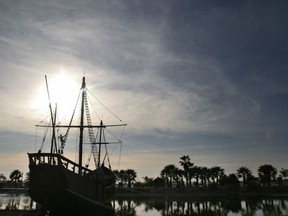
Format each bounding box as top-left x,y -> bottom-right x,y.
97,120 -> 103,167
45,75 -> 57,154
79,77 -> 86,173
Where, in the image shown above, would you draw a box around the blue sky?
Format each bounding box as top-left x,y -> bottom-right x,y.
0,0 -> 288,180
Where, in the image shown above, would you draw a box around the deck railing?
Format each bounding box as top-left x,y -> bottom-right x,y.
28,153 -> 91,175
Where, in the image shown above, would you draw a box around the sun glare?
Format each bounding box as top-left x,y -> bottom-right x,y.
31,72 -> 80,121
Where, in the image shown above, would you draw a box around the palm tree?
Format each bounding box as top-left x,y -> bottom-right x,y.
258,164 -> 277,186
9,170 -> 22,188
237,166 -> 252,186
126,169 -> 137,188
160,164 -> 178,187
179,155 -> 194,187
279,168 -> 288,180
118,169 -> 128,187
192,166 -> 201,187
210,166 -> 224,184
199,167 -> 209,187
174,167 -> 183,187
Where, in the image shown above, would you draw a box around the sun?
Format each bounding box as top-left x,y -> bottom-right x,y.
31,72 -> 80,121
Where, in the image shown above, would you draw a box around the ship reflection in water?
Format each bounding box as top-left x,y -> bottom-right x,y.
1,192 -> 288,216
0,191 -> 114,216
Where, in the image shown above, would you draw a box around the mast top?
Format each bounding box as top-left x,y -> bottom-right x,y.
82,77 -> 86,89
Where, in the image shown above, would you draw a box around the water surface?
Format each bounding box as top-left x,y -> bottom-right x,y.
1,191 -> 288,215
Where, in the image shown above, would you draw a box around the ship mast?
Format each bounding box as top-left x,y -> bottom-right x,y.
79,77 -> 86,174
97,120 -> 103,167
45,75 -> 57,154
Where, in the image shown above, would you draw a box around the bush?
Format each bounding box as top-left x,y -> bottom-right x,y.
208,183 -> 218,191
246,181 -> 261,192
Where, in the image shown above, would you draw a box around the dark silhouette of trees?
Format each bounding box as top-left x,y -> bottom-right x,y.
179,155 -> 194,186
199,166 -> 210,187
113,170 -> 119,184
23,172 -> 30,187
211,166 -> 224,184
158,155 -> 285,189
4,157 -> 288,191
225,173 -> 240,192
142,176 -> 153,187
191,166 -> 201,187
258,164 -> 277,186
114,169 -> 137,187
279,168 -> 288,180
9,170 -> 22,188
126,169 -> 137,188
118,170 -> 128,187
0,174 -> 7,182
237,166 -> 253,186
0,174 -> 7,188
160,164 -> 179,187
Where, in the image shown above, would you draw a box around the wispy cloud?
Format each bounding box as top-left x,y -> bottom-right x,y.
0,1 -> 287,177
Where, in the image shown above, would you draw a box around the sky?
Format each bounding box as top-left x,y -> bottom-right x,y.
0,0 -> 288,180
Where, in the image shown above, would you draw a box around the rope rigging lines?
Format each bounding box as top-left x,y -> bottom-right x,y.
84,89 -> 99,168
58,91 -> 81,154
34,78 -> 126,171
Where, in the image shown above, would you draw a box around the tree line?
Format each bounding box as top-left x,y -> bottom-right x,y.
1,155 -> 288,189
112,155 -> 288,188
0,170 -> 29,188
158,155 -> 288,188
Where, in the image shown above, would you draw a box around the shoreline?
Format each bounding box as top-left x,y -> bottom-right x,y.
114,186 -> 288,198
1,187 -> 288,198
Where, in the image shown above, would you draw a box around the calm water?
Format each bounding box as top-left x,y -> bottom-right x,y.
0,191 -> 288,216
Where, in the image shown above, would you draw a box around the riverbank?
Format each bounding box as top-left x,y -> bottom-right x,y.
1,186 -> 288,198
114,186 -> 288,198
0,188 -> 27,194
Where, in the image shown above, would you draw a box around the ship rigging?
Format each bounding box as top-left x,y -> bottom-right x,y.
28,76 -> 126,213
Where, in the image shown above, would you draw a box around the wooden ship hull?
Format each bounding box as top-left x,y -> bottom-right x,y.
28,153 -> 115,212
